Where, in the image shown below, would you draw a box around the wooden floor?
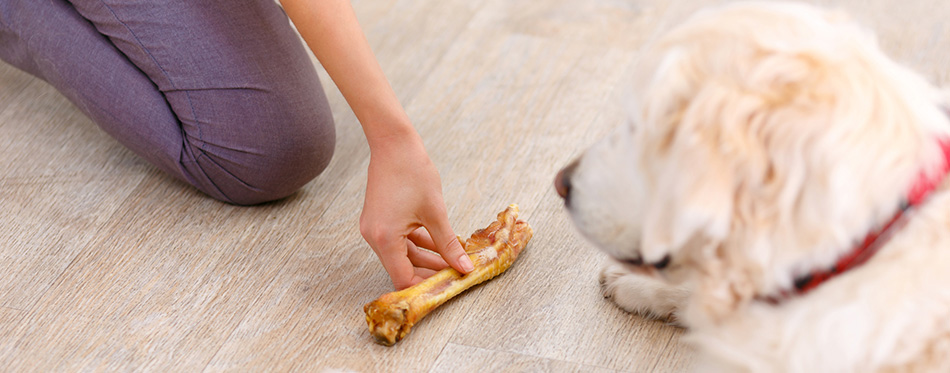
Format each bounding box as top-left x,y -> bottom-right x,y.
3,0 -> 949,371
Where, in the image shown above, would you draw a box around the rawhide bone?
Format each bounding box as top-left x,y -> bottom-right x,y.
363,204 -> 533,346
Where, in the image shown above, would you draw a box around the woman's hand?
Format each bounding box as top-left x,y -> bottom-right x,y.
360,132 -> 473,290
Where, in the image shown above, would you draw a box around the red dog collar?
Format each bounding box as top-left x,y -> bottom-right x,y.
764,138 -> 950,304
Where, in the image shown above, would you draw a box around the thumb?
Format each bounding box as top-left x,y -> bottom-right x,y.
424,213 -> 474,274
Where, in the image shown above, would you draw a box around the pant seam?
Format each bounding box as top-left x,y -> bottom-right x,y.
92,0 -> 206,158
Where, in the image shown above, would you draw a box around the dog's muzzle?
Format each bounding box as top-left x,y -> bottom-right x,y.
555,159 -> 674,270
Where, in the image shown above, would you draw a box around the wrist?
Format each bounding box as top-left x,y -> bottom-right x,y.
365,120 -> 425,155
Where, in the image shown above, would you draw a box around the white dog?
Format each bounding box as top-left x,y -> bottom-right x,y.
556,2 -> 950,372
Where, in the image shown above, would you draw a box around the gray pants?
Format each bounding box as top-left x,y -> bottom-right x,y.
0,0 -> 336,205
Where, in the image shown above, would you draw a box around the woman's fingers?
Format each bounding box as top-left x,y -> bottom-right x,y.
413,267 -> 438,280
423,217 -> 473,274
407,227 -> 437,250
373,236 -> 453,290
374,240 -> 421,290
406,240 -> 449,271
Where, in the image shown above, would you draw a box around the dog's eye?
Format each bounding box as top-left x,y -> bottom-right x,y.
619,256 -> 644,266
618,255 -> 671,269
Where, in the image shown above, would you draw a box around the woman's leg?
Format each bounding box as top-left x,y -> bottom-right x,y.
0,0 -> 335,205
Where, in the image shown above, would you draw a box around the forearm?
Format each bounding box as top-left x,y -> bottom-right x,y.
280,0 -> 417,147
280,0 -> 469,289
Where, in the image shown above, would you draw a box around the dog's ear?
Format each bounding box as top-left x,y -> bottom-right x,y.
631,43 -> 801,264
632,1 -> 877,254
630,45 -> 821,317
633,28 -> 949,260
636,127 -> 735,266
631,31 -> 861,272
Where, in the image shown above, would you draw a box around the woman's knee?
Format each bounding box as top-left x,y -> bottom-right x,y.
180,89 -> 337,205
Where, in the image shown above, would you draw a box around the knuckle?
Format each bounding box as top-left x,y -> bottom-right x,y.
358,220 -> 374,240
359,222 -> 390,248
393,278 -> 412,290
437,237 -> 463,256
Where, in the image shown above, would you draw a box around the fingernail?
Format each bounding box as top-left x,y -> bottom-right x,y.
459,255 -> 475,273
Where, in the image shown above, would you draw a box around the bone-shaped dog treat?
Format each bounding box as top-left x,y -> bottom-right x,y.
363,204 -> 533,346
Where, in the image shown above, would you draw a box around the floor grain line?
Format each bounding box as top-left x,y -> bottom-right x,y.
198,172 -> 367,373
432,342 -> 627,372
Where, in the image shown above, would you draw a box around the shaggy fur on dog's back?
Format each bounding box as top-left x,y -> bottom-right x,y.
559,2 -> 950,371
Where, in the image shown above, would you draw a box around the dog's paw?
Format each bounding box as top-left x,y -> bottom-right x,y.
600,262 -> 689,326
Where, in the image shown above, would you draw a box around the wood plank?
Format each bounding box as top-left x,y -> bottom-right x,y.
204,177 -> 455,372
446,202 -> 693,372
0,64 -> 41,115
408,32 -> 640,230
0,77 -> 148,311
357,0 -> 483,107
465,0 -> 671,49
828,0 -> 950,83
0,307 -> 24,359
0,170 -> 347,372
430,343 -> 622,373
0,176 -> 143,310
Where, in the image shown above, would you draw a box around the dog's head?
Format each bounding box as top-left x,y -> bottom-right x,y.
557,2 -> 950,316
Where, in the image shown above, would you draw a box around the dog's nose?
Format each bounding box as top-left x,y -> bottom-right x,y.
555,160 -> 579,200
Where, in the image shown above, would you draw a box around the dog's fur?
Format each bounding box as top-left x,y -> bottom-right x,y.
558,2 -> 950,371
